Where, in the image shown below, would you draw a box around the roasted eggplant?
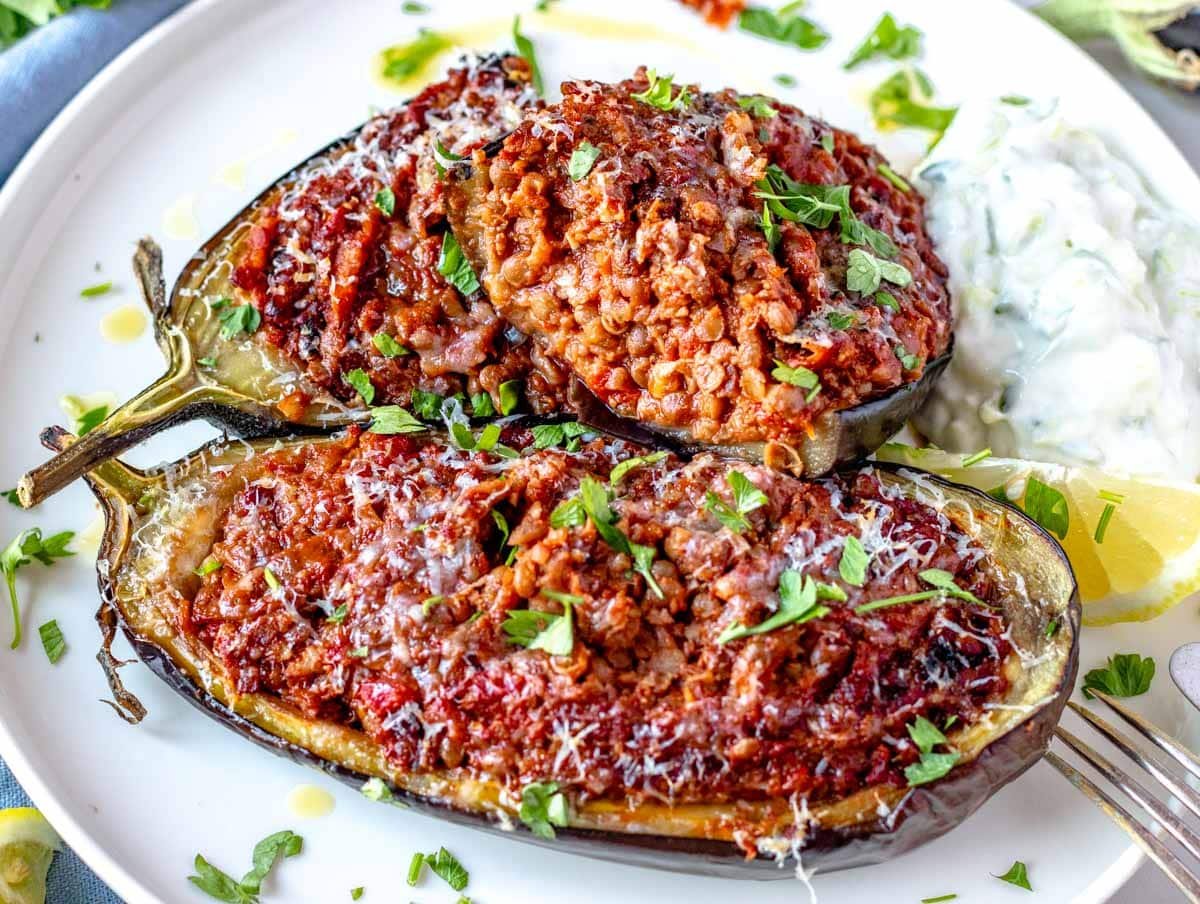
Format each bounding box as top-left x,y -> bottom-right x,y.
445,70 -> 954,473
64,421 -> 1078,877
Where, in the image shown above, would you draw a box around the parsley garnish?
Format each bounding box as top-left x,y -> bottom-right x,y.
263,567 -> 281,591
877,162 -> 911,193
921,896 -> 958,904
502,592 -> 576,656
469,392 -> 494,417
961,448 -> 991,468
38,619 -> 65,664
854,568 -> 983,614
188,830 -> 303,903
75,404 -> 108,436
568,140 -> 601,181
80,281 -> 112,298
432,140 -> 465,178
350,887 -> 364,900
438,232 -> 480,295
531,421 -> 589,451
2,528 -> 74,649
869,68 -> 957,139
610,451 -> 668,486
738,4 -> 829,51
719,570 -> 829,643
904,715 -> 960,786
379,28 -> 448,83
1082,653 -> 1155,700
550,497 -> 586,529
348,646 -> 368,659
327,603 -> 349,624
214,299 -> 261,340
844,12 -> 922,70
423,847 -> 468,892
512,16 -> 544,96
194,558 -> 222,578
774,73 -> 797,87
368,406 -> 426,435
771,359 -> 819,393
705,471 -> 768,534
498,380 -> 521,415
578,477 -> 663,598
520,781 -> 569,839
994,860 -> 1033,891
2,489 -> 18,507
421,595 -> 444,616
846,248 -> 911,295
345,368 -> 375,405
401,0 -> 427,11
838,535 -> 869,586
826,311 -> 856,330
410,388 -> 445,421
875,290 -> 900,312
1022,476 -> 1069,540
755,164 -> 897,257
819,132 -> 835,153
372,332 -> 410,358
631,69 -> 689,111
360,778 -> 393,802
1045,618 -> 1059,638
737,95 -> 778,118
197,356 -> 218,368
406,852 -> 424,886
895,344 -> 920,371
374,188 -> 395,217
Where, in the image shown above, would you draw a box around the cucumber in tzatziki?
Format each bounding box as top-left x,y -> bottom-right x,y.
912,98 -> 1200,481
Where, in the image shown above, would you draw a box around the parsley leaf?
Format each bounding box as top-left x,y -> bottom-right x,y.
771,359 -> 819,391
374,188 -> 395,217
512,16 -> 544,96
550,497 -> 586,529
875,290 -> 900,312
188,830 -> 302,903
519,781 -> 569,839
80,281 -> 112,298
344,368 -> 375,405
411,388 -> 445,421
372,332 -> 410,358
870,68 -> 957,139
214,300 -> 261,340
531,421 -> 589,450
838,535 -> 869,586
438,232 -> 480,295
407,851 -> 424,886
631,69 -> 690,111
187,855 -> 249,904
907,715 -> 947,754
502,593 -> 576,656
194,558 -> 221,577
3,528 -> 74,649
432,139 -> 465,178
846,248 -> 911,295
360,778 -> 393,802
895,344 -> 920,371
568,140 -> 601,181
75,404 -> 108,437
379,28 -> 448,83
877,163 -> 911,193
38,619 -> 65,664
610,451 -> 668,486
368,405 -> 426,435
470,392 -> 494,417
755,164 -> 897,257
994,860 -> 1033,892
774,73 -> 797,87
350,888 -> 364,900
844,12 -> 922,70
738,4 -> 829,51
327,603 -> 349,625
1022,476 -> 1069,540
737,95 -> 778,119
498,380 -> 521,415
579,477 -> 663,598
918,568 -> 984,604
1082,653 -> 1155,700
424,847 -> 468,892
826,311 -> 856,330
719,570 -> 828,643
704,470 -> 767,534
902,714 -> 960,786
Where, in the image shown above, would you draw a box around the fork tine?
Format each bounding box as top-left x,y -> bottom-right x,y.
1089,690 -> 1200,783
1055,726 -> 1200,861
1068,700 -> 1200,821
1045,751 -> 1200,903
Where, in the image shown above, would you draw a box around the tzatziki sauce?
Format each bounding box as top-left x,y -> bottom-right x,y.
912,98 -> 1200,481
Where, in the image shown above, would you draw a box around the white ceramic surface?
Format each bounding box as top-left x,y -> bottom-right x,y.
1,1 -> 1198,901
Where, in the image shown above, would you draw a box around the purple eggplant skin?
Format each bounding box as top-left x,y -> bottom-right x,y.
59,423 -> 1078,878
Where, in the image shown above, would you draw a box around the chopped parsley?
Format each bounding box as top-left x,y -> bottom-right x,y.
401,0 -> 427,11
738,4 -> 829,51
631,69 -> 690,111
406,852 -> 424,886
214,300 -> 261,340
819,132 -> 835,153
368,405 -> 426,435
512,16 -> 544,96
1082,653 -> 1155,700
869,68 -> 958,140
921,896 -> 958,904
1022,476 -> 1069,540
348,646 -> 368,659
502,593 -> 575,656
875,290 -> 900,312
498,380 -> 521,415
568,140 -> 601,181
719,570 -> 829,644
704,471 -> 768,534
193,558 -> 222,577
826,310 -> 856,330
877,162 -> 911,192
38,619 -> 65,664
372,332 -> 410,358
344,368 -> 375,405
75,405 -> 108,437
531,421 -> 589,451
838,535 -> 869,586
374,188 -> 395,217
844,12 -> 922,70
846,247 -> 912,295
432,140 -> 465,178
774,73 -> 797,88
197,356 -> 218,368
519,781 -> 569,839
894,344 -> 920,371
437,232 -> 480,295
424,847 -> 469,892
379,28 -> 449,84
80,281 -> 112,298
737,95 -> 778,119
350,887 -> 364,900
470,392 -> 495,418
853,568 -> 983,614
2,527 -> 74,649
1045,618 -> 1059,638
327,603 -> 349,625
550,497 -> 586,529
961,448 -> 991,468
263,567 -> 281,591
579,477 -> 663,597
188,830 -> 303,903
2,489 -> 19,507
421,596 -> 445,616
756,164 -> 897,257
771,359 -> 819,393
411,388 -> 446,421
904,715 -> 960,786
610,451 -> 668,486
994,860 -> 1033,891
360,778 -> 393,802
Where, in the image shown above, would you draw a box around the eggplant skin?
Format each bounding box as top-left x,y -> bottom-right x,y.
76,423 -> 1078,879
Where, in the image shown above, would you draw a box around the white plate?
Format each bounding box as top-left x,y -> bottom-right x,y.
1,1 -> 1198,901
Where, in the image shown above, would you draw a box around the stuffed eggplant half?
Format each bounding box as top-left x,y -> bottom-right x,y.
69,421 -> 1077,876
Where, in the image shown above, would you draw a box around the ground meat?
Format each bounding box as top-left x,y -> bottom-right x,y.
227,55 -> 570,415
187,426 -> 1010,811
446,70 -> 953,447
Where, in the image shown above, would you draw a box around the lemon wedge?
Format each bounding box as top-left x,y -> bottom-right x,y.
875,445 -> 1200,626
0,808 -> 61,904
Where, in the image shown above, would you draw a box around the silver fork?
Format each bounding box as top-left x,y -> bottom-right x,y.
1046,690 -> 1200,902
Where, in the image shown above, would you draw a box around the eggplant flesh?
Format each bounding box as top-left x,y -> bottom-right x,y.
65,423 -> 1078,877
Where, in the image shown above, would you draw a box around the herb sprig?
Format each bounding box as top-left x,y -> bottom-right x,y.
2,528 -> 74,649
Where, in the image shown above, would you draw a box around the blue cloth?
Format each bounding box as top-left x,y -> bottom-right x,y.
2,5 -> 191,898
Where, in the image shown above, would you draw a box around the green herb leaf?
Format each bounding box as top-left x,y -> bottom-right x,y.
38,619 -> 65,664
438,232 -> 480,295
345,368 -> 375,405
774,73 -> 797,87
907,715 -> 947,754
379,28 -> 449,84
512,16 -> 544,96
921,895 -> 958,904
704,471 -> 767,534
75,404 -> 108,437
961,448 -> 991,468
498,380 -> 521,415
327,603 -> 349,625
1082,653 -> 1155,700
519,781 -> 569,839
550,496 -> 586,529
1022,476 -> 1069,540
80,281 -> 112,298
631,69 -> 690,111
241,830 -> 303,895
895,344 -> 920,371
877,162 -> 911,192
531,421 -> 589,450
719,570 -> 828,643
568,140 -> 601,180
819,132 -> 835,153
350,887 -> 364,900
846,248 -> 911,295
771,359 -> 819,390
424,847 -> 468,892
577,477 -> 664,597
838,535 -> 869,586
197,356 -> 218,368
610,451 -> 668,487
194,558 -> 222,578
467,392 -> 493,418
904,750 -> 960,786
368,405 -> 426,435
361,778 -> 393,802
2,528 -> 74,649
994,860 -> 1033,892
918,568 -> 984,604
738,5 -> 829,51
187,854 -> 249,903
374,188 -> 396,217
844,12 -> 922,70
372,332 -> 410,357
410,388 -> 444,420
737,95 -> 778,118
869,68 -> 957,138
1045,618 -> 1059,638
215,302 -> 261,340
406,851 -> 425,886
826,311 -> 856,330
263,567 -> 281,591
348,646 -> 369,659
401,0 -> 427,11
2,489 -> 18,507
875,290 -> 900,312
